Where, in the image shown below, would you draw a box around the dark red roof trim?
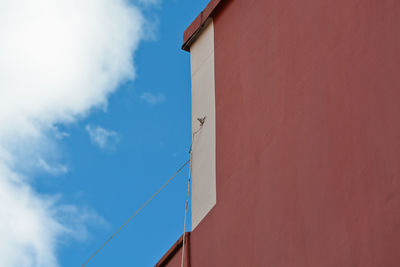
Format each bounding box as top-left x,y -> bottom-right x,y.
182,0 -> 223,52
155,232 -> 190,266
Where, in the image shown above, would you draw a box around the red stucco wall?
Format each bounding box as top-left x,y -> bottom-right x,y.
164,0 -> 400,266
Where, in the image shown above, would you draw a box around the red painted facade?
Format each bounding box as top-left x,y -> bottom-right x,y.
159,0 -> 400,266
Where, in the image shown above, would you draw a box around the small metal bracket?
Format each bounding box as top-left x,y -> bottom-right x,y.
197,116 -> 206,127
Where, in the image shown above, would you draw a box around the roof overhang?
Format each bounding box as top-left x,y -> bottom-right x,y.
182,0 -> 224,52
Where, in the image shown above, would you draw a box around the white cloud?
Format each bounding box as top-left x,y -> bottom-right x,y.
0,0 -> 146,266
51,126 -> 70,140
140,92 -> 165,106
37,158 -> 68,175
86,125 -> 119,150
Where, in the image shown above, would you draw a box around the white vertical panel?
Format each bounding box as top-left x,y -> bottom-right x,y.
190,20 -> 216,230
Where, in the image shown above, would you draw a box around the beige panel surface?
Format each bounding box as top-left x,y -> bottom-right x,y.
190,21 -> 216,230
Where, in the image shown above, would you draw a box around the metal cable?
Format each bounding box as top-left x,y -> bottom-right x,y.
180,151 -> 192,267
82,159 -> 191,266
181,119 -> 205,266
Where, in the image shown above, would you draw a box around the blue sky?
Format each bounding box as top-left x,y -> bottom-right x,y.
0,0 -> 209,266
59,1 -> 209,266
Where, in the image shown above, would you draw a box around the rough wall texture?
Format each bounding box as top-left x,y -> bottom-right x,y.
163,0 -> 400,266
